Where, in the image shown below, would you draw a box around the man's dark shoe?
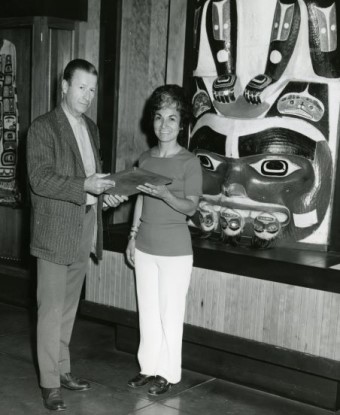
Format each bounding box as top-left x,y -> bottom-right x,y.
42,387 -> 66,411
148,375 -> 172,395
127,373 -> 154,388
60,373 -> 91,391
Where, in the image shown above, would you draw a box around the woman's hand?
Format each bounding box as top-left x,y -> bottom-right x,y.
126,239 -> 136,267
136,183 -> 171,200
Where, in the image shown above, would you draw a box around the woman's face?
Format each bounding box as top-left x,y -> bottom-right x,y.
153,104 -> 181,144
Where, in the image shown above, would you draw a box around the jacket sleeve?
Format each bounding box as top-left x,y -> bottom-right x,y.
26,118 -> 86,205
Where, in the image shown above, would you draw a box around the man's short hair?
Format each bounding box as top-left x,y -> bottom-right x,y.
63,59 -> 98,84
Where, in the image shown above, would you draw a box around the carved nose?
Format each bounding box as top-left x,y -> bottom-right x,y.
223,183 -> 247,197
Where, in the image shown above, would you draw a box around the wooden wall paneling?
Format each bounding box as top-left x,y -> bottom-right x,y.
148,0 -> 170,92
31,17 -> 49,121
311,289 -> 324,357
49,30 -> 73,108
268,282 -> 279,344
335,306 -> 340,361
210,271 -> 220,331
292,286 -> 304,351
215,270 -> 227,332
184,265 -> 195,325
299,287 -> 312,353
244,277 -> 254,339
224,274 -> 239,335
86,250 -> 340,360
97,0 -> 121,175
205,270 -> 213,328
237,275 -> 247,338
331,294 -> 340,360
0,207 -> 23,260
113,0 -> 169,224
191,268 -> 202,327
74,0 -> 100,122
281,284 -> 295,350
237,275 -> 250,338
166,0 -> 187,85
243,276 -> 257,340
321,292 -> 340,359
320,292 -> 333,357
116,0 -> 159,171
48,19 -> 75,110
195,269 -> 205,327
252,278 -> 264,341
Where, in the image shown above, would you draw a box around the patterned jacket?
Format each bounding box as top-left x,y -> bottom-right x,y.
26,105 -> 103,264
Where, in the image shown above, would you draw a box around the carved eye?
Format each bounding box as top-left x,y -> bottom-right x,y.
250,158 -> 301,177
196,154 -> 222,171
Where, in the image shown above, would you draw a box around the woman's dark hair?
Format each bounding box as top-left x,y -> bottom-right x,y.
63,59 -> 98,84
148,84 -> 192,146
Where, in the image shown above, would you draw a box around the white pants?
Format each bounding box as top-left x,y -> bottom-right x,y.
135,249 -> 192,384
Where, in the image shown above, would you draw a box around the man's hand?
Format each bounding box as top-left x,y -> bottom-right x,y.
84,173 -> 115,195
103,193 -> 128,208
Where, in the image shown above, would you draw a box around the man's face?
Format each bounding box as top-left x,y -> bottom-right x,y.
62,69 -> 97,117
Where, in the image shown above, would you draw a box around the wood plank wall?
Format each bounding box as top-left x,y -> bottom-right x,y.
86,250 -> 340,360
0,207 -> 25,260
75,0 -> 101,121
113,0 -> 170,223
166,0 -> 187,85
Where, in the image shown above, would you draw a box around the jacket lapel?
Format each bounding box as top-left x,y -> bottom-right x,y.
55,105 -> 86,174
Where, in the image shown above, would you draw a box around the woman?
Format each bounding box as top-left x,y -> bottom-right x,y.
126,85 -> 202,395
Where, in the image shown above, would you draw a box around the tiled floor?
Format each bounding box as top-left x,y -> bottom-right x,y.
0,301 -> 337,415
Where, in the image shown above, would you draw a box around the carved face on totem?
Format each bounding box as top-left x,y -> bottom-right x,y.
189,114 -> 332,246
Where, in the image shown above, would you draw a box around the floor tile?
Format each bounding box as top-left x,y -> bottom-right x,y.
70,316 -> 117,359
60,383 -> 154,415
161,378 -> 333,415
127,402 -> 191,415
0,332 -> 35,362
0,302 -> 32,335
72,353 -> 212,403
0,354 -> 43,415
0,302 -> 338,415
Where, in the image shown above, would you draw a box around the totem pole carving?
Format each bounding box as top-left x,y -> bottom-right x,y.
189,0 -> 338,249
0,39 -> 19,206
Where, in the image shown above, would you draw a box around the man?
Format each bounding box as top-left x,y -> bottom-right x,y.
27,59 -> 127,411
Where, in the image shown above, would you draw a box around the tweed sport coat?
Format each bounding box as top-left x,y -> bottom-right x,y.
26,105 -> 103,265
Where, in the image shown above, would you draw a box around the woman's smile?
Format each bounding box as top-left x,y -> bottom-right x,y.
153,105 -> 181,143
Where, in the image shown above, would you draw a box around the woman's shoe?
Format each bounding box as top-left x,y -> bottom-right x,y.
127,373 -> 154,388
148,375 -> 172,395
